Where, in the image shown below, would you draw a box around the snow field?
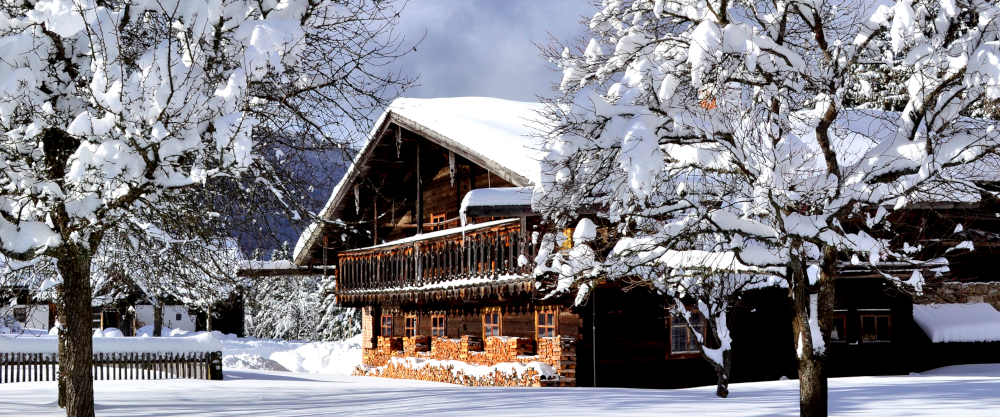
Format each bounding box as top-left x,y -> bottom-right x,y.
220,334 -> 363,375
2,364 -> 1000,416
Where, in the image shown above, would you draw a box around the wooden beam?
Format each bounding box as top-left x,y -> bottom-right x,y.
416,140 -> 423,234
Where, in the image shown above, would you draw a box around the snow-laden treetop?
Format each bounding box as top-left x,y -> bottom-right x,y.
0,0 -> 347,257
539,0 -> 1000,274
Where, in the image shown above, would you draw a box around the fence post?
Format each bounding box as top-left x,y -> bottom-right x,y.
210,351 -> 223,380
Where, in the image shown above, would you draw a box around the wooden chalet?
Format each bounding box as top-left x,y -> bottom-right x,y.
294,97 -> 1000,388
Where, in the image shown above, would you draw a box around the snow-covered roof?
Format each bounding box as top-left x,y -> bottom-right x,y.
459,187 -> 533,223
294,97 -> 547,265
389,98 -> 547,183
913,303 -> 1000,343
461,187 -> 533,208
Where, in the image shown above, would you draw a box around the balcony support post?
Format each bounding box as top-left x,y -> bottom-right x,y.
416,140 -> 423,234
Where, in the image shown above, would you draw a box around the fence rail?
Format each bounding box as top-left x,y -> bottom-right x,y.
0,351 -> 223,383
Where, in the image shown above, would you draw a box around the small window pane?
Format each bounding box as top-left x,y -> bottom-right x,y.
862,316 -> 876,341
381,315 -> 393,336
831,316 -> 846,341
484,312 -> 501,337
876,316 -> 890,341
671,325 -> 689,352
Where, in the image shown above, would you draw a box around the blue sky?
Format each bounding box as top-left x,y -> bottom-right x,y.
391,0 -> 595,102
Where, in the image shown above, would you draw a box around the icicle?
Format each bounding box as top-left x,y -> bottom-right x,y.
354,184 -> 360,214
449,150 -> 456,187
395,128 -> 402,158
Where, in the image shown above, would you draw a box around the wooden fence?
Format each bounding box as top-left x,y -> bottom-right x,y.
0,351 -> 223,383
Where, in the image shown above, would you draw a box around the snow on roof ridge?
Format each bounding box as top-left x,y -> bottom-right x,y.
293,96 -> 546,265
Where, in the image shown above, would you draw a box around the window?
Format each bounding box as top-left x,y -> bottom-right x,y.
670,311 -> 705,354
861,314 -> 891,342
12,306 -> 26,323
431,315 -> 446,337
537,310 -> 556,338
92,313 -> 102,329
176,313 -> 182,321
430,212 -> 447,230
380,314 -> 393,337
483,311 -> 501,338
405,315 -> 418,337
831,312 -> 847,342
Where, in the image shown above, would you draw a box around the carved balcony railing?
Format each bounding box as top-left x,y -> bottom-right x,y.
336,219 -> 535,292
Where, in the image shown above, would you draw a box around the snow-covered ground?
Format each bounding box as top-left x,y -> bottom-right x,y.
221,334 -> 362,374
2,364 -> 1000,416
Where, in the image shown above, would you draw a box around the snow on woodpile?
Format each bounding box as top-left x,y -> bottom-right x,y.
0,333 -> 223,354
370,356 -> 558,379
913,303 -> 1000,343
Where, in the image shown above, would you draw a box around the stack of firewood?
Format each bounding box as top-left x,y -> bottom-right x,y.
403,336 -> 430,354
536,336 -> 577,386
484,337 -> 535,362
362,349 -> 391,366
377,336 -> 403,352
430,338 -> 462,360
354,361 -> 544,387
461,335 -> 483,352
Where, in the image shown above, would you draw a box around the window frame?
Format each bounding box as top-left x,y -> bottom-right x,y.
536,309 -> 557,339
430,212 -> 448,231
669,311 -> 706,356
860,312 -> 891,343
831,311 -> 848,343
12,306 -> 27,323
404,315 -> 418,338
483,310 -> 502,338
431,314 -> 446,338
380,314 -> 393,337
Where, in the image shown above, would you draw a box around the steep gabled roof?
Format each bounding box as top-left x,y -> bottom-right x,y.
293,97 -> 547,265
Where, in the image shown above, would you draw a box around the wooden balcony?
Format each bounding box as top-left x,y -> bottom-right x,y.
336,219 -> 536,296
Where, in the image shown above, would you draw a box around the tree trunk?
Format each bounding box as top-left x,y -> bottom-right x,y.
55,243 -> 96,417
56,298 -> 66,409
790,248 -> 836,417
714,349 -> 732,398
153,303 -> 163,337
206,305 -> 212,333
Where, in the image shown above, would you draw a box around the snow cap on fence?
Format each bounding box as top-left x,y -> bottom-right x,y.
0,332 -> 223,354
